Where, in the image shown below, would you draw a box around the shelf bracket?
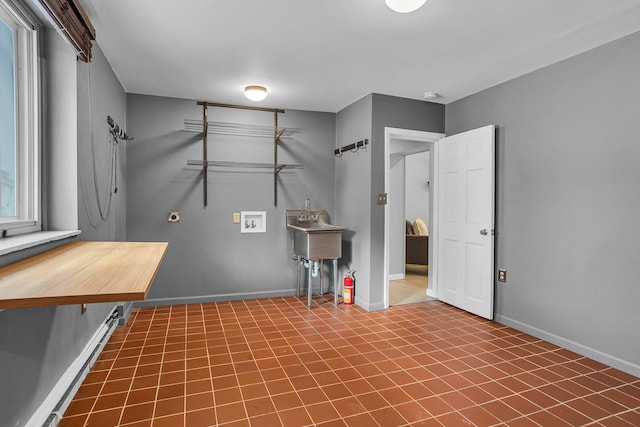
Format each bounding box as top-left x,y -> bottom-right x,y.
202,103 -> 209,206
274,111 -> 279,207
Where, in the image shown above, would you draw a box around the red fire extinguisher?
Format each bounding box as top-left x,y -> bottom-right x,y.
343,270 -> 355,304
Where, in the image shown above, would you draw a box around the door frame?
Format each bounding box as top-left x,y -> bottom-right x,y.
384,127 -> 445,309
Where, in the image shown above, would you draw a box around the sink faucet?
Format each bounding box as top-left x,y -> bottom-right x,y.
298,198 -> 318,221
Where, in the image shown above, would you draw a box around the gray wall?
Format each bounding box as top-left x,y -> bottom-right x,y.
405,151 -> 430,225
0,38 -> 126,425
126,94 -> 336,304
388,155 -> 405,276
335,95 -> 373,306
335,94 -> 443,310
446,30 -> 640,374
368,94 -> 444,310
77,43 -> 127,241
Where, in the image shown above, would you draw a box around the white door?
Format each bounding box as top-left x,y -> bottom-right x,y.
436,125 -> 495,319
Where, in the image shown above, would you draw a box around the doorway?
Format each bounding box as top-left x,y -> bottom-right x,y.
389,151 -> 431,305
383,128 -> 444,309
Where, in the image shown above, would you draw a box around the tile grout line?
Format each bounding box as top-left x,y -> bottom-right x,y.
147,305 -> 174,425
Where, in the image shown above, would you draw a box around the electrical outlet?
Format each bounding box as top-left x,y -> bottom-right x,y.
377,193 -> 388,205
233,212 -> 240,223
81,303 -> 87,314
498,269 -> 507,283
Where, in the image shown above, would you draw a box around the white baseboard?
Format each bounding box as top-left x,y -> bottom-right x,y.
495,314 -> 640,378
426,288 -> 437,298
27,308 -> 119,427
354,297 -> 386,312
389,273 -> 405,280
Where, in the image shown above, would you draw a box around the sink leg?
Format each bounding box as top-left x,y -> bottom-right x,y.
319,260 -> 324,297
332,259 -> 338,305
296,257 -> 301,298
307,258 -> 313,309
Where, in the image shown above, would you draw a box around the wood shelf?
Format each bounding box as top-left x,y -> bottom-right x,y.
0,241 -> 168,309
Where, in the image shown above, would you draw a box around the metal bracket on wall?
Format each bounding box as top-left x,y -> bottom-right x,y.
334,139 -> 368,157
190,101 -> 300,207
202,106 -> 209,206
107,116 -> 133,141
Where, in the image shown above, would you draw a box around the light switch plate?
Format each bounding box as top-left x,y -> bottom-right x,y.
232,212 -> 240,224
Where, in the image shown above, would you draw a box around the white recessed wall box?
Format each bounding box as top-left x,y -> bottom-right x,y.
240,211 -> 266,233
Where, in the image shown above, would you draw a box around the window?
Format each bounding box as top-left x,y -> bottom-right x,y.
0,0 -> 39,236
0,16 -> 15,217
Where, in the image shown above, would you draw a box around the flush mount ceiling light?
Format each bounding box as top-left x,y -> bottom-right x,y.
244,85 -> 268,102
385,0 -> 427,13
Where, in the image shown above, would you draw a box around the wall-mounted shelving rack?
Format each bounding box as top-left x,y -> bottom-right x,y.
184,119 -> 301,138
186,101 -> 303,207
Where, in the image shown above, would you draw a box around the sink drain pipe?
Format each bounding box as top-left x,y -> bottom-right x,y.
293,255 -> 340,309
301,259 -> 320,277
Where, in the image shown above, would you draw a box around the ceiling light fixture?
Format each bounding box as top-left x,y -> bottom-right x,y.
423,92 -> 439,100
385,0 -> 427,13
244,85 -> 268,102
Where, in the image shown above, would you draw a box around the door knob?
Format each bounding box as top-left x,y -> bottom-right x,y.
480,229 -> 488,235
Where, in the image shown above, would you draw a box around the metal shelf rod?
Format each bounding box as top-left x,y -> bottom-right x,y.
187,160 -> 302,169
184,119 -> 301,138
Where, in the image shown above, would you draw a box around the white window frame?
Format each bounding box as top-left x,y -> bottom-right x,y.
0,0 -> 40,237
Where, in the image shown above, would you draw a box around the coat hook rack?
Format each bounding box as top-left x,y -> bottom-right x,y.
334,139 -> 368,157
107,116 -> 133,141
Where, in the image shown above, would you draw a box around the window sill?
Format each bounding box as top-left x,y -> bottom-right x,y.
0,230 -> 82,257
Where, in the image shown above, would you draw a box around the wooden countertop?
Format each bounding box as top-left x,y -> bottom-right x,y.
0,241 -> 168,309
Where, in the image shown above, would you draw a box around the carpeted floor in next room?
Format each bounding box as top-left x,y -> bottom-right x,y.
59,296 -> 640,426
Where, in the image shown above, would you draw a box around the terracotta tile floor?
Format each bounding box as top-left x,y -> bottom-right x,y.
59,297 -> 640,426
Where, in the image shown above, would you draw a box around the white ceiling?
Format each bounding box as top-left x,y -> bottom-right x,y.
82,0 -> 640,113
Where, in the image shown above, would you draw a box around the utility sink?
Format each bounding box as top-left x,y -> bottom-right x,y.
286,210 -> 346,260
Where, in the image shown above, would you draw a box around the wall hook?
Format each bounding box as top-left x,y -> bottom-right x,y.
334,139 -> 368,157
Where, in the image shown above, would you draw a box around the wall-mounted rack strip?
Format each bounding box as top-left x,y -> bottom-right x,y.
189,101 -> 301,207
334,138 -> 368,156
